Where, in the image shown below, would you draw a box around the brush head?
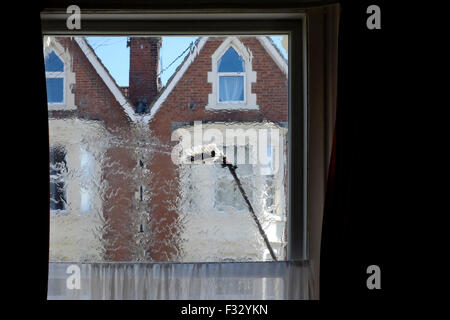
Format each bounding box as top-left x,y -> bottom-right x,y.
184,144 -> 229,165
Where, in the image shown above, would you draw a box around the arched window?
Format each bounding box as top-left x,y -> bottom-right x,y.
43,37 -> 76,110
217,47 -> 245,102
45,51 -> 65,104
207,37 -> 258,110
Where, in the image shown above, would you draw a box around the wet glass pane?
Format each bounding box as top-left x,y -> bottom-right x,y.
46,78 -> 63,103
46,35 -> 289,263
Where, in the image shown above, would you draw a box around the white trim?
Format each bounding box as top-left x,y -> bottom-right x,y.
207,104 -> 259,111
46,71 -> 65,78
74,37 -> 137,123
216,46 -> 247,104
257,36 -> 288,77
141,37 -> 209,124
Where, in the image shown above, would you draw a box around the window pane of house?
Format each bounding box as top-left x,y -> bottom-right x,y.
219,76 -> 244,101
49,146 -> 66,211
46,35 -> 290,263
45,51 -> 64,72
46,78 -> 63,103
218,47 -> 245,72
214,178 -> 248,212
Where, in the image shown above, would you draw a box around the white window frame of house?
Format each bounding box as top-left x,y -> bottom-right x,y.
217,71 -> 247,104
44,37 -> 76,111
216,47 -> 247,104
206,37 -> 258,110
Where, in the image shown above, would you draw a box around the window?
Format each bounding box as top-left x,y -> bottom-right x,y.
175,121 -> 288,262
41,26 -> 310,301
80,147 -> 94,213
43,38 -> 76,110
50,145 -> 67,211
39,2 -> 344,301
218,47 -> 245,102
45,51 -> 65,104
214,145 -> 254,212
206,37 -> 258,110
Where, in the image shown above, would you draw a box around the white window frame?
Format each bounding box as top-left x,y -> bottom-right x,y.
206,37 -> 258,110
217,69 -> 246,103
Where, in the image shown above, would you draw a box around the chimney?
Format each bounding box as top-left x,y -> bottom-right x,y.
127,37 -> 162,114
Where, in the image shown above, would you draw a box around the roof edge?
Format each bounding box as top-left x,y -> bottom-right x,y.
74,37 -> 137,123
257,36 -> 289,77
141,36 -> 209,124
141,36 -> 288,124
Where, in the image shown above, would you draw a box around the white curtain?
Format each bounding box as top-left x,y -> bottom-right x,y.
219,76 -> 244,102
48,261 -> 310,300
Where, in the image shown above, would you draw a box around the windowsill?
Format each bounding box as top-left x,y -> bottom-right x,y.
205,104 -> 259,111
213,207 -> 249,214
48,103 -> 76,111
265,214 -> 287,222
50,209 -> 68,215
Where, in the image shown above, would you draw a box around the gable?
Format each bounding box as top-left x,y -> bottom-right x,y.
142,37 -> 209,124
144,36 -> 288,124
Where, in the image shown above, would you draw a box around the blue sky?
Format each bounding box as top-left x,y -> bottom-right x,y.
86,36 -> 287,87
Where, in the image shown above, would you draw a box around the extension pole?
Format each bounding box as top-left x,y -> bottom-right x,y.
223,161 -> 278,261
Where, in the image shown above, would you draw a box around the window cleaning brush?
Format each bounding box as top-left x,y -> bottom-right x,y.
185,144 -> 278,261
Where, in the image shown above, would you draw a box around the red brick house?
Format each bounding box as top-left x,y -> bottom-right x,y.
47,35 -> 289,262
